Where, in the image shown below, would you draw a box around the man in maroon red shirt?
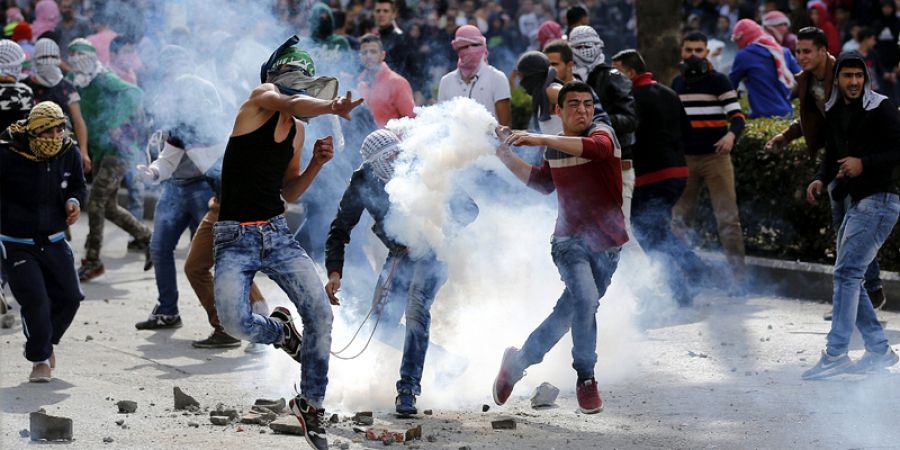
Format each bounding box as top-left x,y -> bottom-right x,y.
491,81 -> 626,414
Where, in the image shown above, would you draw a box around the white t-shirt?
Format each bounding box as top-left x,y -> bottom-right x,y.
437,62 -> 511,120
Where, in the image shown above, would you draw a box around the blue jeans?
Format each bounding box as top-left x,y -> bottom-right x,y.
826,193 -> 899,356
213,215 -> 332,405
151,180 -> 212,315
829,180 -> 881,292
632,178 -> 708,306
519,237 -> 620,380
372,252 -> 447,396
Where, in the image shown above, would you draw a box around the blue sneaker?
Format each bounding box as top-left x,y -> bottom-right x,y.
848,347 -> 899,374
395,392 -> 417,415
801,350 -> 853,380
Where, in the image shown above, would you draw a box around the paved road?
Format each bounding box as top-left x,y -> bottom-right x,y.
2,219 -> 899,449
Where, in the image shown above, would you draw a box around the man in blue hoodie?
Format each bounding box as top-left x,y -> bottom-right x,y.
729,18 -> 801,118
801,51 -> 900,380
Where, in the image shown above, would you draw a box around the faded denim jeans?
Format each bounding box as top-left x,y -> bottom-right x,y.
213,215 -> 333,405
519,236 -> 620,380
374,251 -> 448,396
151,179 -> 212,315
827,193 -> 899,356
829,180 -> 882,292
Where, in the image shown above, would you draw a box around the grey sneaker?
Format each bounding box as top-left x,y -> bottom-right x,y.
802,350 -> 853,380
848,347 -> 899,374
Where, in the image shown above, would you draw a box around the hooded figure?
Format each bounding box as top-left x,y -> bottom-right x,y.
536,20 -> 562,51
307,2 -> 350,51
807,2 -> 841,55
67,38 -> 105,88
568,25 -> 604,82
731,19 -> 795,90
515,51 -> 559,131
4,101 -> 76,161
32,0 -> 61,40
32,38 -> 64,88
762,10 -> 797,53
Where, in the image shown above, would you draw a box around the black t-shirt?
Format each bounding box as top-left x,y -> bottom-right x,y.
24,78 -> 80,120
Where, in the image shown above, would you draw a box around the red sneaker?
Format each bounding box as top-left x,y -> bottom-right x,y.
576,378 -> 603,414
492,347 -> 524,406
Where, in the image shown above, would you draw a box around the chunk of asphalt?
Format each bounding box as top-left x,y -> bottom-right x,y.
173,387 -> 200,410
269,417 -> 304,435
116,400 -> 138,414
491,418 -> 516,430
29,411 -> 73,441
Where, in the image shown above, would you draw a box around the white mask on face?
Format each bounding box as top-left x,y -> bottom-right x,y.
34,57 -> 63,87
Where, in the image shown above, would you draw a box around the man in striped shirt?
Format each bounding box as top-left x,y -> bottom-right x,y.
491,81 -> 625,414
671,32 -> 748,294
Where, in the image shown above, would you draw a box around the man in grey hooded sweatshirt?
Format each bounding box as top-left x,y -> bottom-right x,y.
802,51 -> 900,380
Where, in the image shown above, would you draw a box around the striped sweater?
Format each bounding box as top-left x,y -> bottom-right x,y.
671,71 -> 746,155
527,122 -> 628,251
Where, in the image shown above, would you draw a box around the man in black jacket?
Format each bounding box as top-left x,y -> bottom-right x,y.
324,129 -> 477,417
567,25 -> 638,237
611,49 -> 708,307
802,51 -> 900,380
374,0 -> 421,94
0,101 -> 86,383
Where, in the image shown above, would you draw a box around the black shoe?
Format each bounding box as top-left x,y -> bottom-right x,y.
289,396 -> 327,450
270,306 -> 302,363
395,392 -> 417,415
78,259 -> 105,282
869,288 -> 887,310
192,331 -> 241,348
142,235 -> 153,271
823,308 -> 833,321
127,238 -> 148,252
135,306 -> 182,330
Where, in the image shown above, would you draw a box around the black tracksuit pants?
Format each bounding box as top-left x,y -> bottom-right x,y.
2,240 -> 83,362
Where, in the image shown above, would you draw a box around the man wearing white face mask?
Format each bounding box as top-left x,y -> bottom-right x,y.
437,25 -> 511,126
568,25 -> 639,241
26,38 -> 90,174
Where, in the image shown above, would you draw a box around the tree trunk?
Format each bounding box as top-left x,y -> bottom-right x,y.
635,0 -> 683,86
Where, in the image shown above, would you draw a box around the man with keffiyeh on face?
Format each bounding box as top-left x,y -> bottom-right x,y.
0,39 -> 32,132
729,18 -> 802,119
437,25 -> 511,126
67,38 -> 152,283
0,101 -> 86,384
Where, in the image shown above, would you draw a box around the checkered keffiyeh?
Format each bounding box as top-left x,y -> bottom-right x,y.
0,39 -> 25,79
568,26 -> 605,78
34,37 -> 60,61
360,129 -> 401,182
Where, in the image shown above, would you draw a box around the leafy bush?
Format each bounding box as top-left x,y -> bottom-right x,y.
692,116 -> 900,270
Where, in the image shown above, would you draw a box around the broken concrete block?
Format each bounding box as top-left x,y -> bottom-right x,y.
364,425 -> 422,444
29,411 -> 73,441
0,313 -> 14,329
253,398 -> 285,414
269,417 -> 304,435
406,424 -> 422,441
209,416 -> 231,426
240,412 -> 276,425
329,413 -> 340,423
491,418 -> 516,430
530,382 -> 560,408
353,411 -> 374,425
116,400 -> 138,414
103,436 -> 114,443
188,422 -> 199,428
423,409 -> 433,415
173,387 -> 200,410
210,408 -> 239,421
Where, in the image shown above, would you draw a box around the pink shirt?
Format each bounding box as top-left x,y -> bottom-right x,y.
357,62 -> 415,128
86,29 -> 117,65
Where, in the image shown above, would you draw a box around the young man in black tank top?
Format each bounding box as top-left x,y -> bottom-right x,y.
212,38 -> 362,450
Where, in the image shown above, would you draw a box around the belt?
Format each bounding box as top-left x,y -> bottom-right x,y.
621,160 -> 633,171
239,220 -> 270,226
0,231 -> 67,245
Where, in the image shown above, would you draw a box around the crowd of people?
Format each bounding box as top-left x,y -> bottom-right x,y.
2,1 -> 900,449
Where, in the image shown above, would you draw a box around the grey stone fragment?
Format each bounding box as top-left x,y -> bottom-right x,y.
353,411 -> 374,425
210,408 -> 239,421
103,436 -> 114,443
18,429 -> 29,438
269,417 -> 304,435
209,416 -> 230,426
116,400 -> 138,414
173,387 -> 200,410
0,313 -> 14,329
188,422 -> 199,428
530,382 -> 560,408
253,398 -> 286,414
481,404 -> 490,412
29,411 -> 73,441
329,413 -> 340,423
241,412 -> 277,425
423,409 -> 433,415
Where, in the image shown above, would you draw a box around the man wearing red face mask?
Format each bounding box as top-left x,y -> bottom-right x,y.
437,25 -> 511,126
